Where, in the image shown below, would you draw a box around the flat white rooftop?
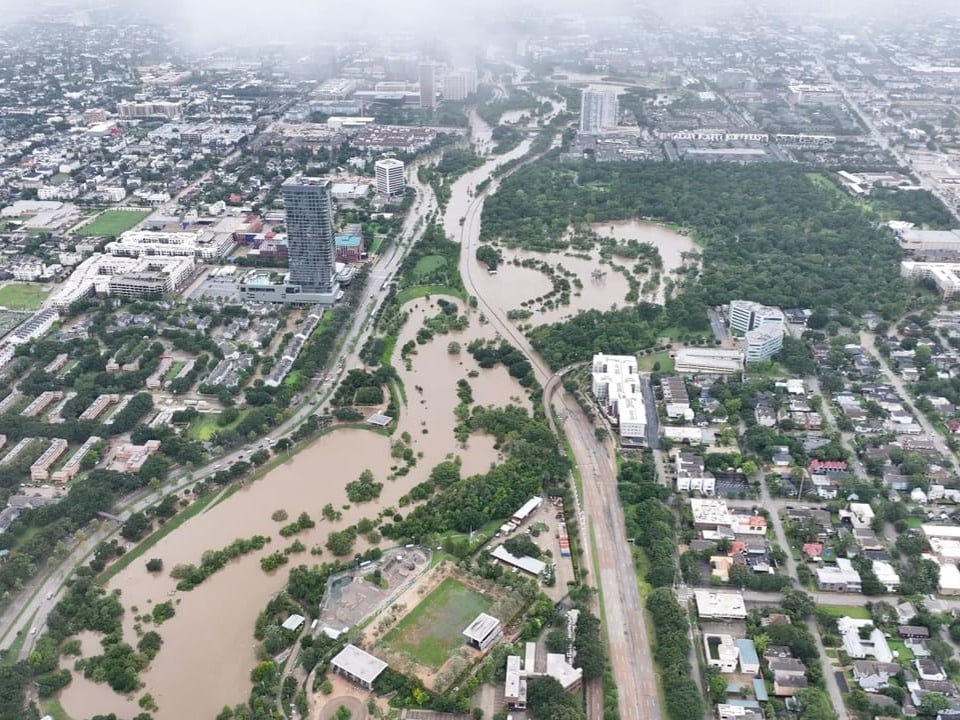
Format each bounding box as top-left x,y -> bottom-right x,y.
330,644 -> 388,685
694,590 -> 747,619
463,612 -> 502,642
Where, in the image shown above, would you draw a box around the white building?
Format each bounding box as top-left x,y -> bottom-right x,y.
745,326 -> 784,363
674,347 -> 744,375
690,498 -> 732,528
580,89 -> 619,135
704,634 -> 739,673
591,354 -> 646,443
330,644 -> 388,689
817,558 -> 862,593
938,562 -> 960,596
901,261 -> 960,299
872,560 -> 901,593
463,613 -> 502,651
51,254 -> 194,309
675,452 -> 716,495
728,300 -> 785,364
838,616 -> 893,663
375,158 -> 405,196
728,300 -> 785,334
106,229 -> 233,261
694,590 -> 747,620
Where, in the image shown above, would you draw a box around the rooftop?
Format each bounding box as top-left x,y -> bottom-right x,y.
330,644 -> 388,685
463,613 -> 502,642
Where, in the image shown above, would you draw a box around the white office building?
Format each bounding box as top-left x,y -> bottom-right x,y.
744,326 -> 784,363
728,300 -> 785,334
580,90 -> 619,135
728,300 -> 785,364
375,158 -> 405,196
591,354 -> 646,444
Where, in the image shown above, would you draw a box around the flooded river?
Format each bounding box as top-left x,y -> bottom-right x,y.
60,298 -> 527,720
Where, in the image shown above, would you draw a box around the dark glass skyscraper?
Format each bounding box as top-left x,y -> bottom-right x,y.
282,176 -> 336,294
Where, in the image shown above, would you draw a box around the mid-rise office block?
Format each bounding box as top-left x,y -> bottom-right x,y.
375,158 -> 405,196
580,90 -> 619,135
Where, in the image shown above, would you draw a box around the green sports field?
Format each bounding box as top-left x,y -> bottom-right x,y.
0,283 -> 48,310
76,209 -> 151,237
381,577 -> 492,669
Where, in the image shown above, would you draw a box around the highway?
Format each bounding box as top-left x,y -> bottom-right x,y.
452,128 -> 661,719
0,159 -> 441,660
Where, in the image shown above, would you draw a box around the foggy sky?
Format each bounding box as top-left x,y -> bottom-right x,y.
0,0 -> 957,48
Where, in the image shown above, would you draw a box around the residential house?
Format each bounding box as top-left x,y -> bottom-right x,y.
816,558 -> 862,592
852,660 -> 901,691
916,659 -> 947,682
704,634 -> 740,673
898,625 -> 931,640
769,656 -> 809,696
736,638 -> 760,675
838,617 -> 894,663
872,561 -> 901,593
802,543 -> 824,562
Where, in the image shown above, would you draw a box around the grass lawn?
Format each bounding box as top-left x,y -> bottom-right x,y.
0,283 -> 48,310
906,516 -> 924,529
819,604 -> 871,619
637,350 -> 674,373
187,412 -> 242,441
412,255 -> 447,278
888,639 -> 915,663
1,610 -> 37,666
40,698 -> 72,720
76,209 -> 150,237
382,577 -> 491,669
369,235 -> 386,255
395,285 -> 466,305
164,361 -> 186,382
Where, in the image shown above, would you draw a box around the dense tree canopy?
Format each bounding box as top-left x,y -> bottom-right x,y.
482,160 -> 921,317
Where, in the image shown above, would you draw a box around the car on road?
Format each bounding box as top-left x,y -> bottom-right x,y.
46,591 -> 53,600
30,627 -> 36,635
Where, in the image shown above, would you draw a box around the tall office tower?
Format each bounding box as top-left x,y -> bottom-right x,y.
579,89 -> 619,135
419,63 -> 436,109
375,158 -> 406,196
443,72 -> 469,101
282,176 -> 336,294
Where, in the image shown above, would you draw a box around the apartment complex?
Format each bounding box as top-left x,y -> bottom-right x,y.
591,353 -> 646,444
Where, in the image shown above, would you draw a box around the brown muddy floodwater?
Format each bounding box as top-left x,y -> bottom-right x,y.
591,220 -> 698,304
60,301 -> 529,720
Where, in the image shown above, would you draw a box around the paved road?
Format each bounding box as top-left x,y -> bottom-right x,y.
819,57 -> 959,220
453,129 -> 660,719
860,331 -> 960,474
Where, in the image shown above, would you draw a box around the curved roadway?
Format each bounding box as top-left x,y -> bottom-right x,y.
453,140 -> 661,720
